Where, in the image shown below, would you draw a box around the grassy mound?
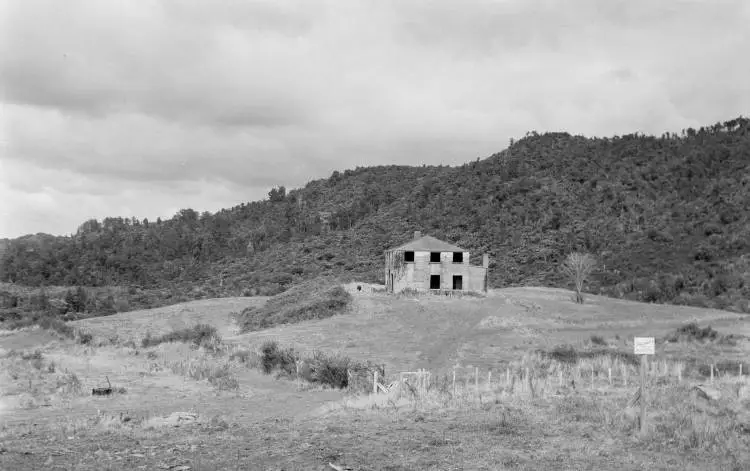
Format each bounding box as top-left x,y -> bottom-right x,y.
236,280 -> 352,333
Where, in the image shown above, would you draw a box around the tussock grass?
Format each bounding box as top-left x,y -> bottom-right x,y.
236,282 -> 352,332
341,353 -> 749,460
537,344 -> 639,367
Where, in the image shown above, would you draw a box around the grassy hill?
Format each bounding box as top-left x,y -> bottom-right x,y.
1,116 -> 749,318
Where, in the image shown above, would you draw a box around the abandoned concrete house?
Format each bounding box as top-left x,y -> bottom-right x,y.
384,231 -> 489,293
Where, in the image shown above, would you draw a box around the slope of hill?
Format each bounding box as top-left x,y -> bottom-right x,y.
233,287 -> 750,376
1,117 -> 749,314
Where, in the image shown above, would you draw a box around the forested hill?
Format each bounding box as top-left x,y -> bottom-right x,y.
2,117 -> 749,313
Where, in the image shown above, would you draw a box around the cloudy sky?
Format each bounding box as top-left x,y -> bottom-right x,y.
1,0 -> 749,238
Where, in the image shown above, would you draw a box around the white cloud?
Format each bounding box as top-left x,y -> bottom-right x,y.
1,0 -> 748,237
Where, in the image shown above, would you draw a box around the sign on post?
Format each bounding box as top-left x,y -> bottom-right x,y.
633,337 -> 655,355
633,336 -> 655,438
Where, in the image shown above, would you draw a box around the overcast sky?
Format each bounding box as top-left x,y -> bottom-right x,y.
1,0 -> 749,238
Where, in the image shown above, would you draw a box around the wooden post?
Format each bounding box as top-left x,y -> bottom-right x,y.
640,355 -> 647,437
506,368 -> 510,386
488,371 -> 492,390
475,367 -> 479,397
678,365 -> 682,382
740,363 -> 743,378
608,367 -> 612,386
710,364 -> 714,383
373,370 -> 378,395
633,337 -> 655,438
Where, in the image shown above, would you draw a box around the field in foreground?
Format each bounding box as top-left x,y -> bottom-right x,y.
1,286 -> 749,470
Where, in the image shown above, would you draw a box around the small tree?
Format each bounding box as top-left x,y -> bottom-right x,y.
561,252 -> 596,304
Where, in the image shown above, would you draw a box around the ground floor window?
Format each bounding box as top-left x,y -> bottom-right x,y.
430,275 -> 440,289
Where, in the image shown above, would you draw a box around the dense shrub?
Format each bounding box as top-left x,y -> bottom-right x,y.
259,340 -> 298,375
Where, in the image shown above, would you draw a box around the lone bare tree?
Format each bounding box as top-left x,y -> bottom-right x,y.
561,252 -> 596,304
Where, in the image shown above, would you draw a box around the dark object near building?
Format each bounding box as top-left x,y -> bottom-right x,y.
357,285 -> 362,291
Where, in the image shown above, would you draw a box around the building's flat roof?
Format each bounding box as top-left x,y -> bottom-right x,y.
386,234 -> 465,253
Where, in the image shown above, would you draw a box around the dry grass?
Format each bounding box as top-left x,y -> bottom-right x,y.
1,286 -> 749,470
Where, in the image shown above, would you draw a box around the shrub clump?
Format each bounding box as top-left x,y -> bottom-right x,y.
664,322 -> 720,343
259,340 -> 298,376
257,340 -> 383,391
141,323 -> 221,350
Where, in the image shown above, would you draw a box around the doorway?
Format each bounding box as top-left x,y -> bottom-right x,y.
453,275 -> 463,290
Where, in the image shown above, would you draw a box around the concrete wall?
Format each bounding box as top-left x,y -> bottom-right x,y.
385,249 -> 487,293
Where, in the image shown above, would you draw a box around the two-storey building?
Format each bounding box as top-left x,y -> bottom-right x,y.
384,231 -> 488,294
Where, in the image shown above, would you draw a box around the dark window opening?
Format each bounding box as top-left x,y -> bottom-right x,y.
430,275 -> 441,289
453,252 -> 463,263
453,275 -> 463,290
404,251 -> 414,262
430,252 -> 441,263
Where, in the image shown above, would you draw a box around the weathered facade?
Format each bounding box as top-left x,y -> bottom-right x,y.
384,231 -> 489,294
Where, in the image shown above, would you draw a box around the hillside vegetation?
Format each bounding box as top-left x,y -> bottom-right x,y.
1,117 -> 749,318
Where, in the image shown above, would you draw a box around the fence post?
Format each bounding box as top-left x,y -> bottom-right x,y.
710,364 -> 714,383
608,368 -> 612,386
640,354 -> 647,438
559,369 -> 563,387
678,364 -> 682,382
475,367 -> 479,397
373,370 -> 378,395
525,368 -> 530,394
623,365 -> 628,387
488,371 -> 492,390
506,368 -> 510,386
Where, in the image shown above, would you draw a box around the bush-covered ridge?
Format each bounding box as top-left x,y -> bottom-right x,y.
1,117 -> 749,314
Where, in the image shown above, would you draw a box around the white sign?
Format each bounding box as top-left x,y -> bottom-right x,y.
634,337 -> 655,355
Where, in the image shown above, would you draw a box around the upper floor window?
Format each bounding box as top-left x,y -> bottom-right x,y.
404,251 -> 414,262
430,252 -> 441,263
453,252 -> 463,263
